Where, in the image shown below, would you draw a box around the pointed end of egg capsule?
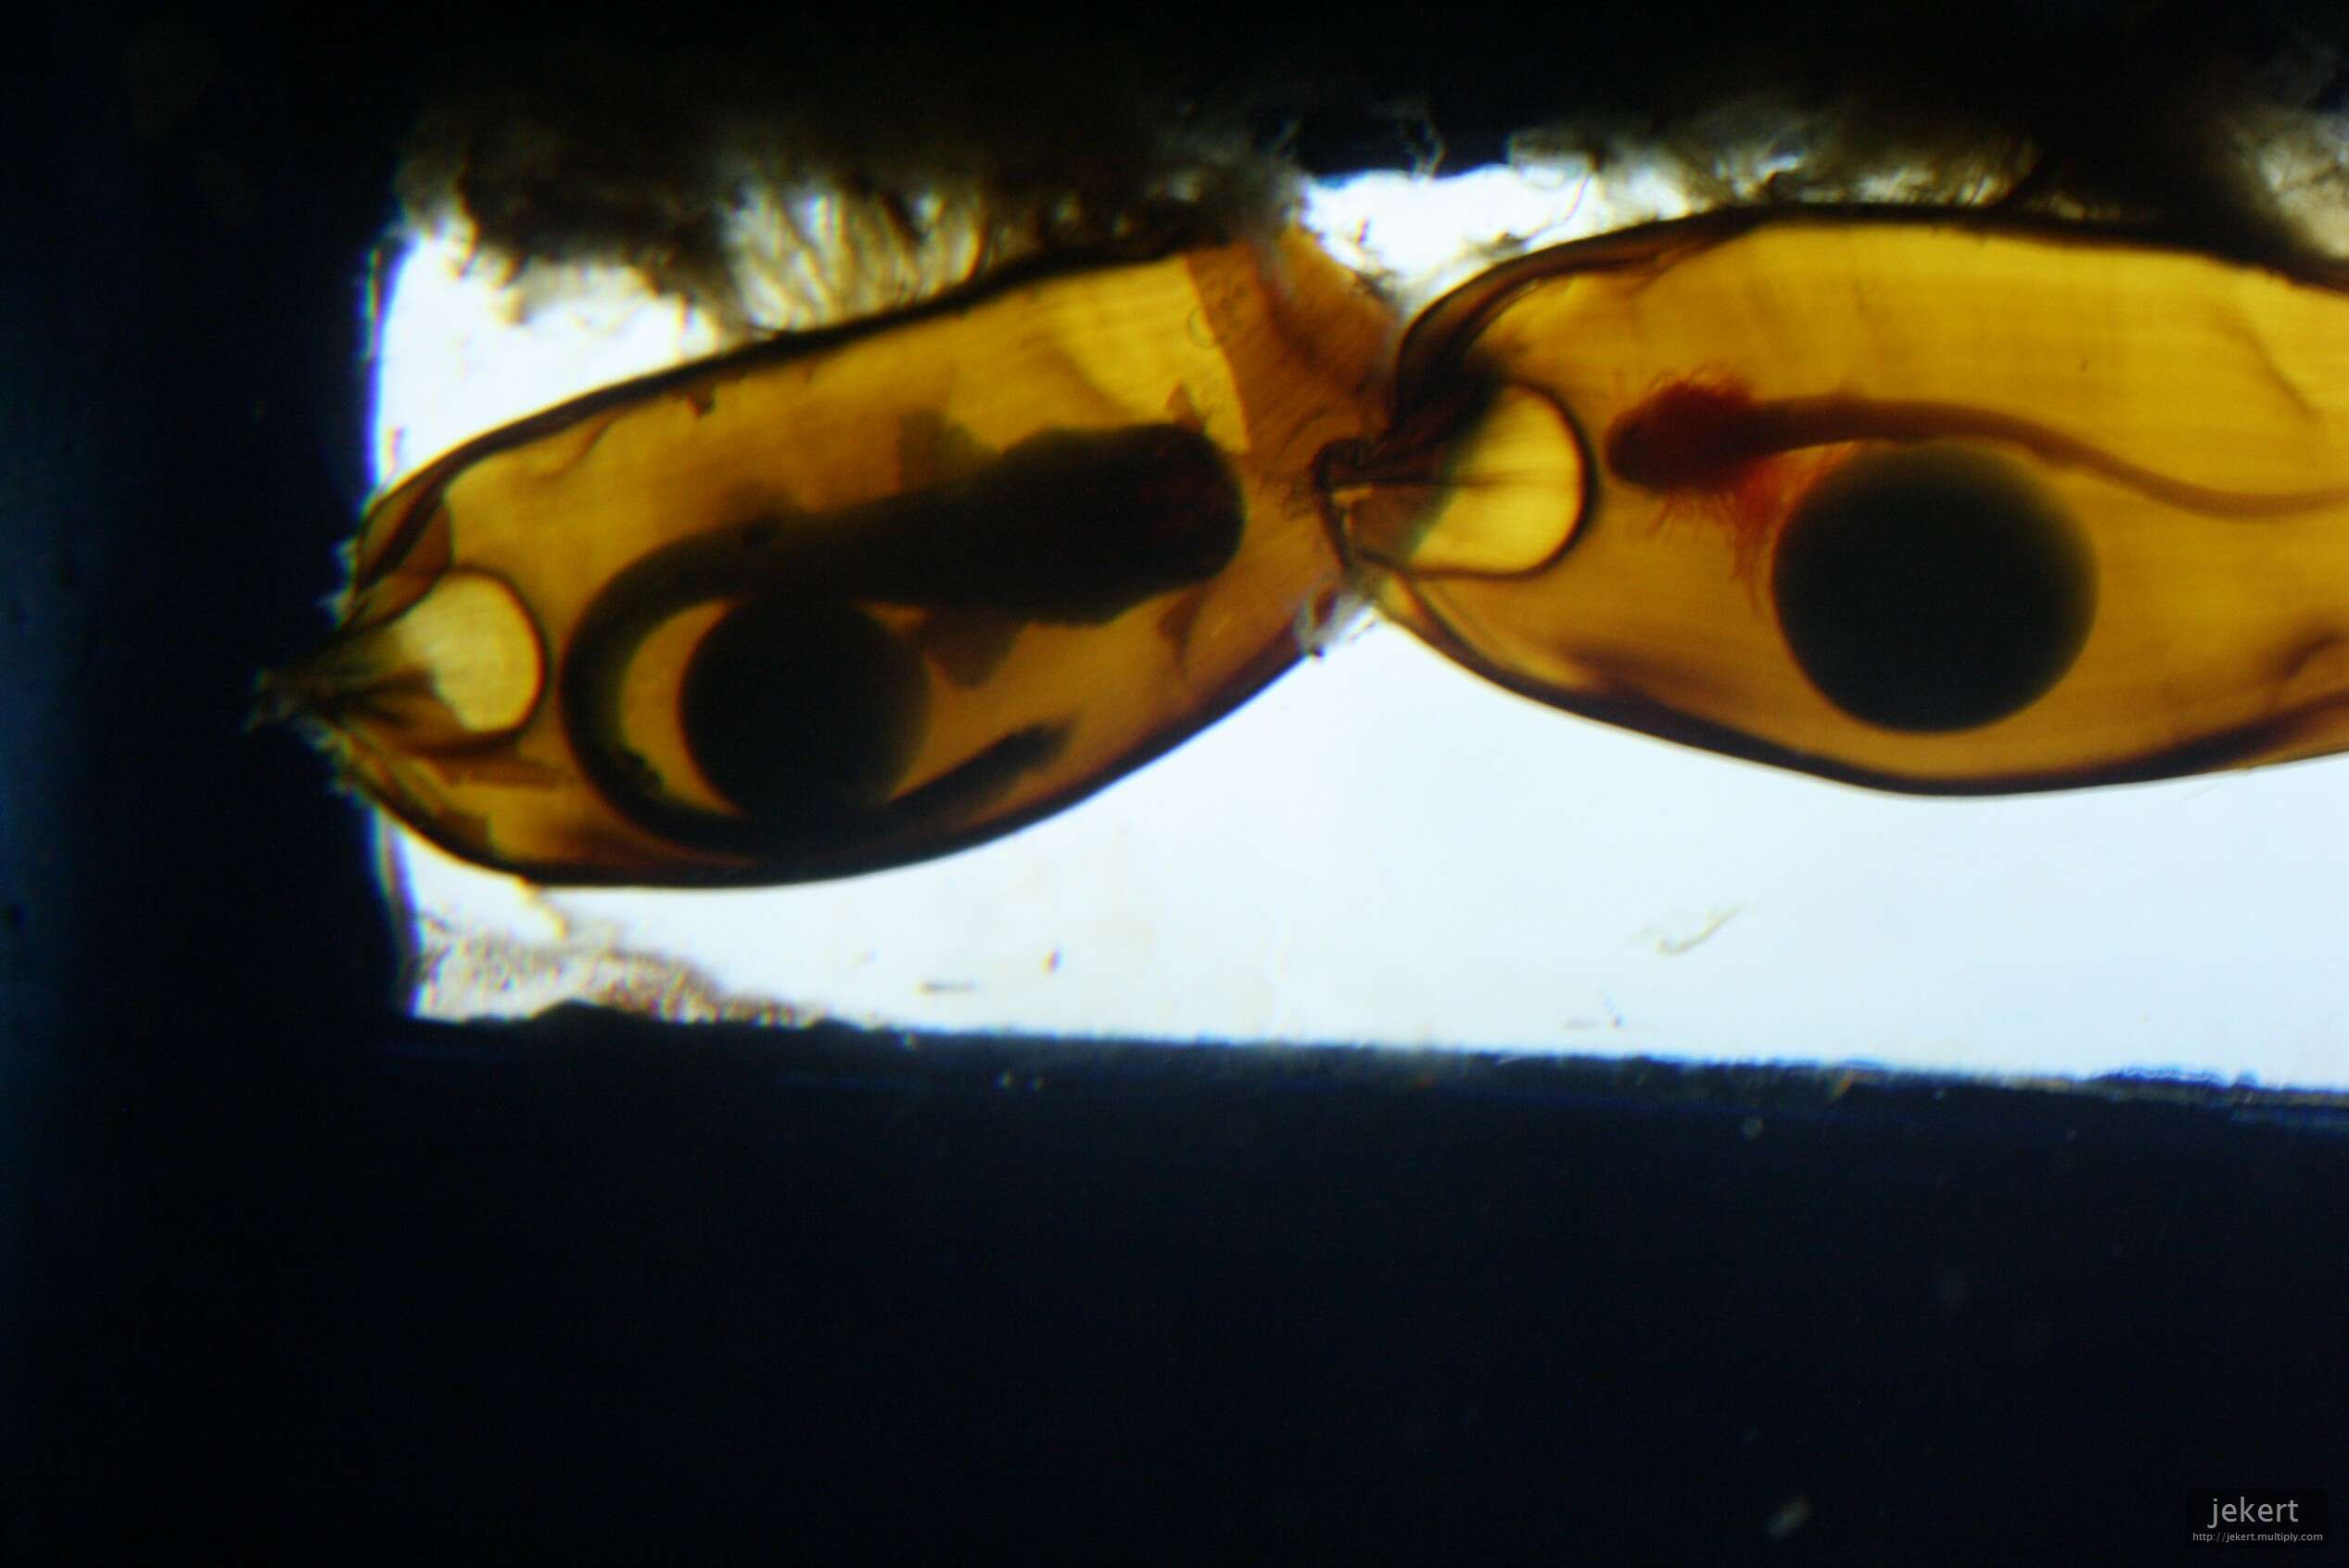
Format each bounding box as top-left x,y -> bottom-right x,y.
257,570 -> 547,758
1328,384 -> 1589,579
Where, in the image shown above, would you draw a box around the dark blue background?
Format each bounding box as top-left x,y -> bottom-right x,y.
6,7 -> 2345,1562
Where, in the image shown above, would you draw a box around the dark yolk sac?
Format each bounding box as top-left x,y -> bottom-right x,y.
1770,444 -> 2097,732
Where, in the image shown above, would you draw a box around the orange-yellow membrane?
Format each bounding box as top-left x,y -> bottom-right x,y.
273,232 -> 1390,883
1340,211 -> 2349,790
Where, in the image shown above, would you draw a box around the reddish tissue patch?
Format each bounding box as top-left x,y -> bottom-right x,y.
1604,376 -> 1837,588
1604,378 -> 1771,492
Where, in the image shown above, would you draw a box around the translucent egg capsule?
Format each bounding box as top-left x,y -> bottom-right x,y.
266,233 -> 1390,883
1327,210 -> 2349,790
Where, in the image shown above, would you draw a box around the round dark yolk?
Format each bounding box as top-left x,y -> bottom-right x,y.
679,595 -> 929,828
1771,444 -> 2097,733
